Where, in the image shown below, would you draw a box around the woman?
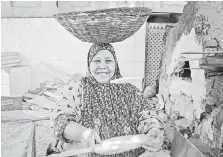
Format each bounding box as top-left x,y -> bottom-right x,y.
49,43 -> 166,157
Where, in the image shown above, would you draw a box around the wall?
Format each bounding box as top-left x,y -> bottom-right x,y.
1,1 -> 187,18
165,29 -> 206,121
1,70 -> 10,96
159,28 -> 206,130
1,18 -> 146,89
159,1 -> 223,151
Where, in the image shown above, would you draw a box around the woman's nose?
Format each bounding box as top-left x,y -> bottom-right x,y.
98,61 -> 106,68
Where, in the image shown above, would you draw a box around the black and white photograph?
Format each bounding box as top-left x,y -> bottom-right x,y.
1,1 -> 223,157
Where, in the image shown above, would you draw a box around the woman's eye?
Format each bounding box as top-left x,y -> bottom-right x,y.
106,60 -> 112,63
93,60 -> 100,63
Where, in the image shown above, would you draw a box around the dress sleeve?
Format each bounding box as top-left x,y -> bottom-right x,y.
51,79 -> 84,142
128,84 -> 165,152
128,84 -> 156,115
137,99 -> 166,152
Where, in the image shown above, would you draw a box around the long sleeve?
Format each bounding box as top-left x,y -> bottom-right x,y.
51,80 -> 84,142
128,84 -> 165,152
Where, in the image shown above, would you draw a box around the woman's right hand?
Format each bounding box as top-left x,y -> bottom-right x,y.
63,122 -> 101,147
82,128 -> 102,148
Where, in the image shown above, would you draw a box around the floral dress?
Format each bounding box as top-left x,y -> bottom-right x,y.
51,77 -> 165,157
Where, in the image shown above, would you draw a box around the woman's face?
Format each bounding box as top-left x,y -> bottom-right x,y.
90,50 -> 116,83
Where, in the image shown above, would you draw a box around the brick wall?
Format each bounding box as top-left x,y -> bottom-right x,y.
1,18 -> 146,89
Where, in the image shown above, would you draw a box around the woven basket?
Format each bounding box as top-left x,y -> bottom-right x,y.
54,7 -> 152,43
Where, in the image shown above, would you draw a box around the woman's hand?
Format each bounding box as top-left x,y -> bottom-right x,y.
143,84 -> 156,99
82,128 -> 102,148
142,128 -> 164,152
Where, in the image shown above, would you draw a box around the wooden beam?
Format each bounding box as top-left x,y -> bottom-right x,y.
182,51 -> 223,54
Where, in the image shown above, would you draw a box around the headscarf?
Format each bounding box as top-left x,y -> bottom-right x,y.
87,43 -> 122,83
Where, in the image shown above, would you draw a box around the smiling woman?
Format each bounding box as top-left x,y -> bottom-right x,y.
48,43 -> 169,157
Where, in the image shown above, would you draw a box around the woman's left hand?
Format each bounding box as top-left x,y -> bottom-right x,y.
142,128 -> 164,152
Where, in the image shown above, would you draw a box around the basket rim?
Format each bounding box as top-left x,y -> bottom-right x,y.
53,7 -> 152,17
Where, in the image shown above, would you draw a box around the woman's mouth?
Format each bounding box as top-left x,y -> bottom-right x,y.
96,72 -> 109,77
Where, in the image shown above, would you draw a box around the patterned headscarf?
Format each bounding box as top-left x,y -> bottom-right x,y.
87,43 -> 122,83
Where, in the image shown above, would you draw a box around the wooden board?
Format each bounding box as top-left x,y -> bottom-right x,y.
1,62 -> 20,69
182,51 -> 223,54
1,55 -> 19,61
28,89 -> 42,95
1,52 -> 18,57
1,58 -> 20,65
206,56 -> 223,65
27,96 -> 56,109
200,64 -> 223,71
23,93 -> 38,99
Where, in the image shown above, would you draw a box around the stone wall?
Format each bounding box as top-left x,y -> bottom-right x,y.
159,1 -> 223,151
